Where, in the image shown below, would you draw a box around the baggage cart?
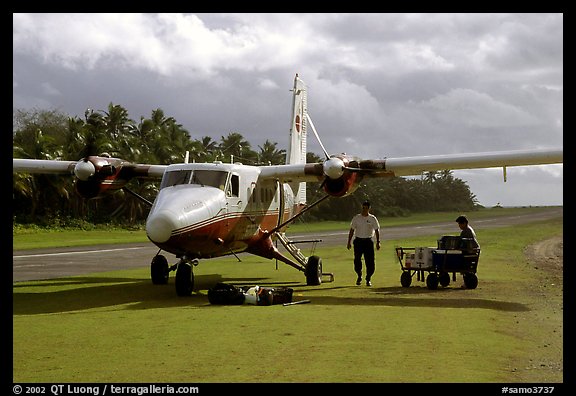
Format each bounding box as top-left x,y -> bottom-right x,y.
395,236 -> 480,290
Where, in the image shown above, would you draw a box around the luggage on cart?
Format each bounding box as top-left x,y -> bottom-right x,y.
395,244 -> 481,290
437,235 -> 462,249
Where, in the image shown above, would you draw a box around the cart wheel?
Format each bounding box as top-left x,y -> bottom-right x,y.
400,271 -> 412,287
439,272 -> 450,287
463,273 -> 478,289
426,273 -> 439,290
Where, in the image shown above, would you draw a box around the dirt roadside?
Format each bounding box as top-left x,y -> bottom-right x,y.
518,235 -> 564,382
524,235 -> 563,280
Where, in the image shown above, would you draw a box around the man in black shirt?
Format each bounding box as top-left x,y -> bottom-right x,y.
455,215 -> 480,250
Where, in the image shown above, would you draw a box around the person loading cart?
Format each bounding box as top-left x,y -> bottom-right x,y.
455,215 -> 480,251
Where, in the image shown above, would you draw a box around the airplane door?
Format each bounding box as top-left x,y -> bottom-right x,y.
276,180 -> 285,229
225,173 -> 242,213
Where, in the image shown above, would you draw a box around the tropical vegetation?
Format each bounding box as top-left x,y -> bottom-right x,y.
13,106 -> 479,227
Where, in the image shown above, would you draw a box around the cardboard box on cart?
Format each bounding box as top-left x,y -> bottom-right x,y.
413,247 -> 435,269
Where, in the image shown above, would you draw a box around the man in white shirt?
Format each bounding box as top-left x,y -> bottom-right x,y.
347,200 -> 381,286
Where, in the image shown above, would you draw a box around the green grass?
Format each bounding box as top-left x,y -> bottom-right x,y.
13,214 -> 563,383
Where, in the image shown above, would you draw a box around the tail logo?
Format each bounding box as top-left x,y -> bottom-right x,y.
295,115 -> 301,133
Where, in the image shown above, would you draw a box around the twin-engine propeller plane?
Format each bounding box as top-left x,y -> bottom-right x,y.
13,74 -> 563,296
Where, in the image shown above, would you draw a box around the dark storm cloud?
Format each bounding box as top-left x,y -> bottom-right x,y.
13,13 -> 562,206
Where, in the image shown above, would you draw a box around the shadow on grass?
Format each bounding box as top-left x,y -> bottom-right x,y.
13,274 -> 259,315
307,294 -> 530,311
291,284 -> 530,311
13,273 -> 529,315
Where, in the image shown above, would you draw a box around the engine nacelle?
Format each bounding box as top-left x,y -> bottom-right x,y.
321,154 -> 363,197
322,171 -> 363,197
73,156 -> 131,199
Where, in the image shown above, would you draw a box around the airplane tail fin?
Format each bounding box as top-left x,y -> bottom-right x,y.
286,73 -> 307,204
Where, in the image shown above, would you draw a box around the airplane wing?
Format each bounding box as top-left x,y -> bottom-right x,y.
15,147 -> 562,198
258,163 -> 324,182
13,156 -> 168,199
13,159 -> 78,174
259,148 -> 563,181
364,148 -> 563,177
13,158 -> 168,178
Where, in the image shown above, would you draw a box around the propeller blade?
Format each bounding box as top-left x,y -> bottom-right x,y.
305,113 -> 330,160
342,166 -> 374,173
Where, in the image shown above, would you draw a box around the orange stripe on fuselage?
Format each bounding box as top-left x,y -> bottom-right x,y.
154,209 -> 291,258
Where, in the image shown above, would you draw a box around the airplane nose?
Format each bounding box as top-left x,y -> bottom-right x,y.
146,211 -> 175,243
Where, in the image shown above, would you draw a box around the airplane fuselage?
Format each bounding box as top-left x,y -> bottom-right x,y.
145,161 -> 297,259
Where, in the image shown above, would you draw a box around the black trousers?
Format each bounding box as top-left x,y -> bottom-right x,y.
353,237 -> 375,280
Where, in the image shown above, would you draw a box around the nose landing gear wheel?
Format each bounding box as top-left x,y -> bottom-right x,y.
151,255 -> 169,285
175,262 -> 194,296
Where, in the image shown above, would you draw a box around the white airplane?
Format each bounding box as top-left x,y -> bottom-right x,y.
13,74 -> 563,296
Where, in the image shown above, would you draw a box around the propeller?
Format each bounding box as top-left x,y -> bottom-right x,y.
73,159 -> 96,181
306,112 -> 378,180
305,113 -> 347,180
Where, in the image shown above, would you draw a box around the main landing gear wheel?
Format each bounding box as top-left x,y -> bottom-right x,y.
305,255 -> 322,286
151,255 -> 169,284
175,262 -> 194,296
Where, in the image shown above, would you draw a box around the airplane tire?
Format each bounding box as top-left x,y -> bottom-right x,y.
175,262 -> 194,296
151,255 -> 169,285
305,255 -> 322,286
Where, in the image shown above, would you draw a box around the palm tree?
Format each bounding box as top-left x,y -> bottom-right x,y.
219,132 -> 256,164
423,170 -> 438,184
101,103 -> 134,158
102,103 -> 133,140
189,136 -> 219,162
146,109 -> 191,164
13,128 -> 70,219
257,140 -> 286,165
80,109 -> 108,158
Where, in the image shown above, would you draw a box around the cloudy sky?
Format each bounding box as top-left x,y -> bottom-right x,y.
13,13 -> 563,207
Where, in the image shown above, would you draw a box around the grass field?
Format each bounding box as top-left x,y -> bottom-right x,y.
12,209 -> 563,383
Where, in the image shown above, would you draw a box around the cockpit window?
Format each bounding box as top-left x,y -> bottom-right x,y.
160,169 -> 230,190
160,170 -> 192,189
191,170 -> 228,190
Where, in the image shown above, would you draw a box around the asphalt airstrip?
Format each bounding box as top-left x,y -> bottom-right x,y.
13,207 -> 562,282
